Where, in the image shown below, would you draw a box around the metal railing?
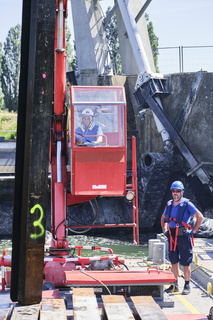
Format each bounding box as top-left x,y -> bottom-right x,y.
157,45 -> 213,74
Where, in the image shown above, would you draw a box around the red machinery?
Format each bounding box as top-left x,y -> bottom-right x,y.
41,0 -> 176,292
49,0 -> 139,255
42,0 -> 140,285
0,0 -> 175,296
70,86 -> 127,198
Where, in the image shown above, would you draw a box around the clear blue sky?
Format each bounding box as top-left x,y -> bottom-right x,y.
102,0 -> 213,47
0,0 -> 22,43
0,0 -> 213,48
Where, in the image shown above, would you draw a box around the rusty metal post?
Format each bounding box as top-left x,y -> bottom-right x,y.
11,0 -> 55,305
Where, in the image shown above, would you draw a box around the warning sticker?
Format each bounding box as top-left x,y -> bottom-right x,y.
92,185 -> 107,189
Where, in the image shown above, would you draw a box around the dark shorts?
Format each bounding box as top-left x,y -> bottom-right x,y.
168,235 -> 193,266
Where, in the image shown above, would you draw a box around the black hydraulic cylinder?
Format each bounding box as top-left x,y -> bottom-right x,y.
11,0 -> 55,305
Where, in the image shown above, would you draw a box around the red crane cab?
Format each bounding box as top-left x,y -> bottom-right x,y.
70,86 -> 127,197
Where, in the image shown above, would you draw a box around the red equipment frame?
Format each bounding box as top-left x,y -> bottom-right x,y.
50,0 -> 139,256
66,85 -> 139,245
70,86 -> 127,196
0,1 -> 177,298
68,133 -> 139,245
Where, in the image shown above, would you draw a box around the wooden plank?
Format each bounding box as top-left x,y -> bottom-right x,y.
0,293 -> 15,320
102,295 -> 134,320
40,299 -> 67,320
0,309 -> 9,320
73,287 -> 101,320
10,304 -> 40,320
131,296 -> 167,320
0,304 -> 16,320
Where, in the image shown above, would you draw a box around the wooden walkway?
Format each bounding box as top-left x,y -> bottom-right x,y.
0,299 -> 67,320
0,287 -> 169,320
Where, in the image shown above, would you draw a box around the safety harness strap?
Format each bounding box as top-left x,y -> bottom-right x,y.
164,198 -> 190,223
165,198 -> 194,250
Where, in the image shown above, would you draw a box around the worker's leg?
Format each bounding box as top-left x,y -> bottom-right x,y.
183,265 -> 191,281
165,251 -> 180,293
179,236 -> 193,295
164,262 -> 179,293
168,241 -> 180,282
171,262 -> 179,281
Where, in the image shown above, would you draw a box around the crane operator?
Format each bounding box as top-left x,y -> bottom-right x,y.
75,108 -> 103,145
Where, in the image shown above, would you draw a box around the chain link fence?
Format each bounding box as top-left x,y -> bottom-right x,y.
157,46 -> 213,74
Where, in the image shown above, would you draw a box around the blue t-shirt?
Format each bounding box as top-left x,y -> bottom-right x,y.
75,124 -> 103,144
163,198 -> 198,228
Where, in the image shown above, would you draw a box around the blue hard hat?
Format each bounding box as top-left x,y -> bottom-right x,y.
170,181 -> 184,190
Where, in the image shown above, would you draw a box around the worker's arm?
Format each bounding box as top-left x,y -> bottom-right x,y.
94,126 -> 103,144
161,214 -> 168,232
94,135 -> 103,144
192,211 -> 203,233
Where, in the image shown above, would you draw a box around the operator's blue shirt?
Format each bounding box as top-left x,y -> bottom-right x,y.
75,123 -> 103,144
163,198 -> 199,228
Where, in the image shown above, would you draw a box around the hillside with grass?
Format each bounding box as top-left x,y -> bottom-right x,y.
0,111 -> 17,140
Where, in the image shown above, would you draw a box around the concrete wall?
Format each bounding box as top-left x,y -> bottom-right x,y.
136,71 -> 213,229
71,0 -> 111,76
71,0 -> 155,80
162,71 -> 213,176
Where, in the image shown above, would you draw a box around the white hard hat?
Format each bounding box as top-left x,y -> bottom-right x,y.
81,108 -> 94,117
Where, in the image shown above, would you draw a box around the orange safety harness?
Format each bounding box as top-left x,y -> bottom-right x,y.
164,198 -> 194,251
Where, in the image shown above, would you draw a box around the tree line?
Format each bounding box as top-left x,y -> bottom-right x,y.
105,11 -> 159,75
0,12 -> 158,112
0,25 -> 21,112
0,23 -> 74,112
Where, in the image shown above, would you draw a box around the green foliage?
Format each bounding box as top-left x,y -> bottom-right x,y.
0,43 -> 2,78
66,22 -> 77,71
105,7 -> 122,75
145,13 -> 159,72
104,9 -> 159,74
0,88 -> 4,110
0,43 -> 4,110
0,111 -> 17,140
1,24 -> 21,112
0,22 -> 75,114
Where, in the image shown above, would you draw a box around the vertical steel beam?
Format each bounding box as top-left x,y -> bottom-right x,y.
11,0 -> 55,305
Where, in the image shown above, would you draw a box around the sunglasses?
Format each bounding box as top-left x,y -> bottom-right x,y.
171,189 -> 182,193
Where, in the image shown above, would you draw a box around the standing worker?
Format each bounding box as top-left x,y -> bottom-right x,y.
161,181 -> 203,295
